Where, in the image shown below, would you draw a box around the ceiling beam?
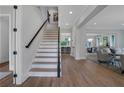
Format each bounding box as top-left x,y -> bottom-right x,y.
78,5 -> 108,28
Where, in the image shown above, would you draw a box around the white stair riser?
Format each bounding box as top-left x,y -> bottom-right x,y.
44,34 -> 58,36
40,43 -> 59,45
43,36 -> 58,38
32,64 -> 62,68
43,38 -> 58,40
44,34 -> 58,35
29,72 -> 57,77
37,49 -> 58,52
44,35 -> 58,36
44,32 -> 58,34
40,42 -> 58,44
29,72 -> 62,77
42,40 -> 58,42
45,31 -> 58,32
34,58 -> 57,62
43,35 -> 58,37
36,53 -> 58,56
32,64 -> 57,68
39,46 -> 58,48
42,39 -> 58,41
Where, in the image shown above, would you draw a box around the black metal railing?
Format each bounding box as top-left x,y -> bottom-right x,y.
57,27 -> 61,77
25,19 -> 48,48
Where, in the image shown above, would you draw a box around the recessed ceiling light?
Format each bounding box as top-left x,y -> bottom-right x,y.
65,23 -> 69,26
88,38 -> 93,42
122,24 -> 124,26
69,11 -> 73,14
94,23 -> 96,25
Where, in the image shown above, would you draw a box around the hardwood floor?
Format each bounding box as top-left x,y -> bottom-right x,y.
20,54 -> 124,87
1,55 -> 124,87
0,62 -> 13,87
0,73 -> 13,87
0,62 -> 9,71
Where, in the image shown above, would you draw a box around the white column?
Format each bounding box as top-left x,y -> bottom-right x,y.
74,26 -> 87,60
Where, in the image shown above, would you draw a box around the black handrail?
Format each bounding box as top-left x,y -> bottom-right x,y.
57,27 -> 60,77
25,19 -> 48,48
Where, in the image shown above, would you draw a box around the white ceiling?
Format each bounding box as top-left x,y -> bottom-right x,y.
86,5 -> 124,30
58,5 -> 88,29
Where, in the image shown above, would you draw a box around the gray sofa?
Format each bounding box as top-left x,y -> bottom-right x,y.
97,46 -> 113,63
119,55 -> 124,72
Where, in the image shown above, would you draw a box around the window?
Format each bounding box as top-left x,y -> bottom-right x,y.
111,35 -> 115,47
95,34 -> 116,47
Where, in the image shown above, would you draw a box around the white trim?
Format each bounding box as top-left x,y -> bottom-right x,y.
0,14 -> 11,68
75,56 -> 86,60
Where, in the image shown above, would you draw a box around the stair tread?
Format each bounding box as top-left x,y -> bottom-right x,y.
32,62 -> 57,64
43,36 -> 58,38
35,56 -> 58,58
39,47 -> 58,49
30,68 -> 57,72
43,38 -> 58,39
38,48 -> 57,49
39,45 -> 58,46
44,34 -> 58,35
37,51 -> 58,53
43,39 -> 58,40
40,43 -> 58,45
43,36 -> 58,37
41,41 -> 58,42
40,44 -> 58,45
44,33 -> 58,34
41,42 -> 58,43
43,35 -> 58,36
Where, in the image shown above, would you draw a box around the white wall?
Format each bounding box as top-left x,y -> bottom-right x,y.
71,26 -> 76,57
0,17 -> 9,63
118,31 -> 124,48
16,6 -> 47,84
60,28 -> 72,33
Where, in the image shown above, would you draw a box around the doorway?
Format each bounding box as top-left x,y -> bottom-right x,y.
0,14 -> 13,86
61,33 -> 71,54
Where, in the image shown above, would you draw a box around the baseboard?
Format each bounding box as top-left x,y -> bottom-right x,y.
22,72 -> 30,83
15,72 -> 30,85
0,60 -> 9,64
70,54 -> 74,57
75,56 -> 86,60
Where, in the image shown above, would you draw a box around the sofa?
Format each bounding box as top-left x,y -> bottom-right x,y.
97,46 -> 113,63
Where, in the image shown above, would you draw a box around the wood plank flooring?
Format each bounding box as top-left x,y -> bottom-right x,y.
0,62 -> 9,71
20,54 -> 124,87
0,62 -> 13,87
0,73 -> 13,87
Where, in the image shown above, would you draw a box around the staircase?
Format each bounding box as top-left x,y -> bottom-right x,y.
29,24 -> 61,77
